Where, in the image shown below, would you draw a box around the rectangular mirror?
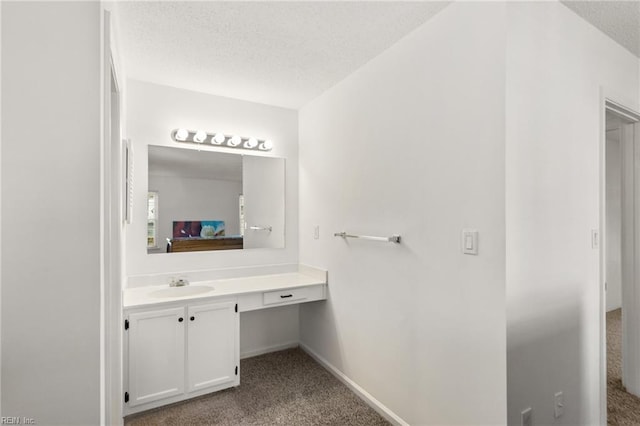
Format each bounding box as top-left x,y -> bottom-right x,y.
147,145 -> 285,254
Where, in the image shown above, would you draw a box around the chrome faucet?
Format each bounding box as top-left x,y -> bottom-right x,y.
170,277 -> 189,287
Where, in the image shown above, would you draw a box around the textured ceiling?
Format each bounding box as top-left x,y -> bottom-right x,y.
561,1 -> 640,58
116,2 -> 639,110
115,1 -> 450,109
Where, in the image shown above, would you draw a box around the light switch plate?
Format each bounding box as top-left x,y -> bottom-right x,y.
591,229 -> 599,249
462,229 -> 478,255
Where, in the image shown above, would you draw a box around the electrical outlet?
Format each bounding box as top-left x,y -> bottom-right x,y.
313,225 -> 320,240
554,391 -> 564,418
521,407 -> 532,426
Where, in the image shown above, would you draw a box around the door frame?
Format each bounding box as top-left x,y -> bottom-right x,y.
102,7 -> 125,425
601,97 -> 640,424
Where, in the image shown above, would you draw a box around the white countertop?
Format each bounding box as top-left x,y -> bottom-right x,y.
123,267 -> 327,309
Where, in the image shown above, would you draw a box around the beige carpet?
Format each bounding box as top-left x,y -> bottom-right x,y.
125,347 -> 390,426
608,308 -> 640,425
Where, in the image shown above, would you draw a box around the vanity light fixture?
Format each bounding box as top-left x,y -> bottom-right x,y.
193,130 -> 207,143
244,137 -> 258,149
260,139 -> 273,151
212,133 -> 225,145
175,128 -> 189,141
171,129 -> 273,152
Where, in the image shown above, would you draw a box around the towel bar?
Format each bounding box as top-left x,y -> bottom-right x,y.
248,225 -> 272,232
334,231 -> 401,244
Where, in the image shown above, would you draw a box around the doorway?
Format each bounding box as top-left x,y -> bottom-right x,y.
604,101 -> 640,424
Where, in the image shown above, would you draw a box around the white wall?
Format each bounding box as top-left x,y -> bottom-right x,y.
240,305 -> 299,359
149,174 -> 242,250
606,129 -> 622,312
1,2 -> 102,423
126,80 -> 300,358
505,3 -> 640,425
299,3 -> 507,424
0,1 -> 4,415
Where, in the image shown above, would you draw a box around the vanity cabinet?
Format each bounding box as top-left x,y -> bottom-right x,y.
187,302 -> 238,393
123,267 -> 328,415
125,299 -> 239,414
127,307 -> 185,407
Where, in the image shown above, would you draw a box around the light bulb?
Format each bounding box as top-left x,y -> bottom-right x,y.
259,139 -> 273,151
244,137 -> 258,149
193,130 -> 207,143
212,133 -> 226,145
175,128 -> 189,141
228,135 -> 241,147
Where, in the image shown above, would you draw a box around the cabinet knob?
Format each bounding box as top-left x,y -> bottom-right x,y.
190,316 -> 195,321
178,317 -> 184,322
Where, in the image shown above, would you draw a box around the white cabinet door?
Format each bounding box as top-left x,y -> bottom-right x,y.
187,301 -> 239,393
127,307 -> 185,407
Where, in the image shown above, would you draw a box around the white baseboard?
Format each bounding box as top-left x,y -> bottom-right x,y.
240,341 -> 299,359
299,342 -> 409,426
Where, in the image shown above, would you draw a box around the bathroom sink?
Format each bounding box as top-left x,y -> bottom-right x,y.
150,285 -> 214,299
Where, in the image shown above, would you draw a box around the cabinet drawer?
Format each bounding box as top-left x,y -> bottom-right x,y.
263,286 -> 323,306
